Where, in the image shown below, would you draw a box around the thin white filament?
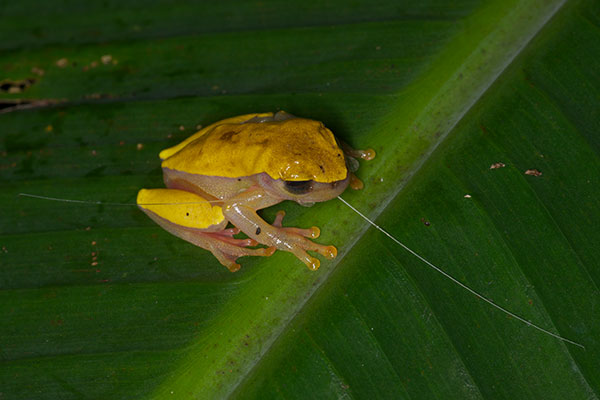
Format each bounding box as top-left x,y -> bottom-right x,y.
18,192 -> 585,348
337,195 -> 584,349
18,193 -> 219,206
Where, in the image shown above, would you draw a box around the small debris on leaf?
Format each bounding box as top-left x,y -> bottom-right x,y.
0,78 -> 35,94
490,162 -> 505,169
524,169 -> 542,177
31,67 -> 45,76
464,194 -> 472,198
420,218 -> 431,227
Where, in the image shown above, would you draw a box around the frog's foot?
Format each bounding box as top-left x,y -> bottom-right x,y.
201,231 -> 276,272
340,142 -> 376,161
349,173 -> 364,190
283,232 -> 337,271
338,142 -> 375,190
263,210 -> 337,270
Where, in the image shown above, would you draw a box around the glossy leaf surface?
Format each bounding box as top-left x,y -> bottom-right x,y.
1,0 -> 598,399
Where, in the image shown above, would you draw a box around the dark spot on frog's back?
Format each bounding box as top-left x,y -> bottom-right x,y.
255,139 -> 269,146
220,131 -> 240,142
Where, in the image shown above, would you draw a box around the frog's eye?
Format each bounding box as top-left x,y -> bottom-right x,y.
284,180 -> 313,195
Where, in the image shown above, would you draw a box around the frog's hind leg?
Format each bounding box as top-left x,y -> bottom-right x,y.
191,231 -> 276,272
137,188 -> 275,272
155,222 -> 275,272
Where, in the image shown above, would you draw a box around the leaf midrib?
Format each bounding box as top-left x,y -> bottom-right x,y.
219,1 -> 569,399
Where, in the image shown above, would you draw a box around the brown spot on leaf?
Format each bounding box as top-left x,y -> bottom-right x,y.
490,162 -> 505,169
31,67 -> 45,76
524,169 -> 542,177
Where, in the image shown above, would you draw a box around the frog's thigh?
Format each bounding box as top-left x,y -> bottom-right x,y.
137,188 -> 274,272
222,188 -> 337,270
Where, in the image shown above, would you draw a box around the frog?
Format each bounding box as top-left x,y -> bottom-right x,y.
137,111 -> 374,272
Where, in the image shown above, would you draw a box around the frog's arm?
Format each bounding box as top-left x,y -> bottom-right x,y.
222,187 -> 336,270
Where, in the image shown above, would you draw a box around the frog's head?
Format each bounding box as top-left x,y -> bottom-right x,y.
257,172 -> 350,206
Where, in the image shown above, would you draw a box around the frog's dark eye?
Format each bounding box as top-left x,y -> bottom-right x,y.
284,180 -> 313,195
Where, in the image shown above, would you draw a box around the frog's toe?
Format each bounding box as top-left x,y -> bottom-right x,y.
216,235 -> 259,248
272,210 -> 286,227
311,243 -> 337,259
283,226 -> 320,239
290,242 -> 337,270
272,211 -> 320,239
292,248 -> 320,271
207,239 -> 276,272
218,227 -> 241,237
225,261 -> 241,273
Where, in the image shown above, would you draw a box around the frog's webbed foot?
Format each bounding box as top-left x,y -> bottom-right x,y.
270,210 -> 335,270
339,141 -> 375,190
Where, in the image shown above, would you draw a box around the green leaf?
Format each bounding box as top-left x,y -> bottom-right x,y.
1,0 -> 598,399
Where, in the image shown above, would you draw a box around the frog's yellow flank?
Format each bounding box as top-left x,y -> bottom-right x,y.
137,189 -> 225,229
138,111 -> 374,271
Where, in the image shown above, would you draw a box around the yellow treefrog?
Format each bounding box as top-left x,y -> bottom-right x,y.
137,111 -> 374,272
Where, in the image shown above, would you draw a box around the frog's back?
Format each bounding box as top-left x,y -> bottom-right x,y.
160,113 -> 347,183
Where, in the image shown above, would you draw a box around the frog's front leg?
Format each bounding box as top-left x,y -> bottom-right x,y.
222,187 -> 336,270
